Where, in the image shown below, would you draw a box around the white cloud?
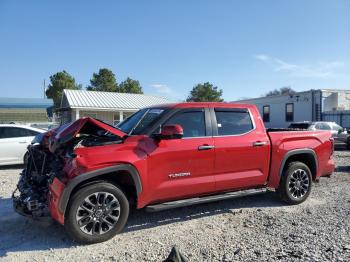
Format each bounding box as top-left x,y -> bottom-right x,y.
150,84 -> 173,94
254,54 -> 345,79
255,54 -> 270,61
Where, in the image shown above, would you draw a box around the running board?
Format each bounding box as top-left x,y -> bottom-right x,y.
145,188 -> 267,212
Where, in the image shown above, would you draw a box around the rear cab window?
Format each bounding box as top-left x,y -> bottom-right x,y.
214,108 -> 254,136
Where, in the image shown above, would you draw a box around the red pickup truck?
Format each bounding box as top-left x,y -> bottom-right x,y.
13,102 -> 335,244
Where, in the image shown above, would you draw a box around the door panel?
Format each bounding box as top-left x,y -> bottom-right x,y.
148,137 -> 215,202
214,133 -> 270,190
212,108 -> 270,191
147,108 -> 215,203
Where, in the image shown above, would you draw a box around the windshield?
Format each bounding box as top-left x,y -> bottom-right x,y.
117,108 -> 166,135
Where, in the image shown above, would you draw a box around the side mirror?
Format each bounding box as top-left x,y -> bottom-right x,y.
154,124 -> 184,140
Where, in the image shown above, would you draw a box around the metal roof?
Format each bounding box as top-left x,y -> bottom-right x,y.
61,89 -> 172,110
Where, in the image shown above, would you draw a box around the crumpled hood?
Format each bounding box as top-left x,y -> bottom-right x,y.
44,118 -> 127,153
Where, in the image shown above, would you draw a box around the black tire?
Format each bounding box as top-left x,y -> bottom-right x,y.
64,182 -> 129,244
346,139 -> 350,150
278,161 -> 312,205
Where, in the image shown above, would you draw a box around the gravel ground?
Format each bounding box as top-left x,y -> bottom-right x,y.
0,150 -> 349,262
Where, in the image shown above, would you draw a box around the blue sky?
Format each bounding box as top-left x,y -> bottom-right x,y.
0,0 -> 349,101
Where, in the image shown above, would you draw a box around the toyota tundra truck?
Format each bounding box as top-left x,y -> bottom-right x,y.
13,102 -> 335,244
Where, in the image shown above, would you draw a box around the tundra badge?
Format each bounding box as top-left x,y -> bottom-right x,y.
168,172 -> 191,178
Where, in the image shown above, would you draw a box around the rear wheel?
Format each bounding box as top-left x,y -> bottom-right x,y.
64,182 -> 129,244
278,161 -> 312,205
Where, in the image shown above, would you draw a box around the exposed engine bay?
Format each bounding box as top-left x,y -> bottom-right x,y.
12,118 -> 126,219
12,144 -> 64,218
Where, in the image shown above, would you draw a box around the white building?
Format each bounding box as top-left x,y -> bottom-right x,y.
235,89 -> 350,128
58,89 -> 172,125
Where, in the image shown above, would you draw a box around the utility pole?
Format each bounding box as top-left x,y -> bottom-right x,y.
43,79 -> 46,98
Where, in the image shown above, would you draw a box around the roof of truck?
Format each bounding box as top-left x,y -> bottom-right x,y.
149,102 -> 256,109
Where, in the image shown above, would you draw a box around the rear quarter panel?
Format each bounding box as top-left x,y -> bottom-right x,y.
267,130 -> 334,188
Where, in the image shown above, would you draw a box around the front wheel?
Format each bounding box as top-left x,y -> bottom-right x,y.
64,182 -> 129,244
278,161 -> 312,205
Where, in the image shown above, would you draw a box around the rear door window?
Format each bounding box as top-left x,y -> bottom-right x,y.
215,109 -> 254,136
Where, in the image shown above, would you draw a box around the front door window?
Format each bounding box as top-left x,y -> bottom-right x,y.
164,110 -> 206,137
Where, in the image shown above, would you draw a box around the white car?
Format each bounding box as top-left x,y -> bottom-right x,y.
0,124 -> 45,166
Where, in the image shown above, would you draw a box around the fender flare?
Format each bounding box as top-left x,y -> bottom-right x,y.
58,164 -> 142,213
279,148 -> 318,177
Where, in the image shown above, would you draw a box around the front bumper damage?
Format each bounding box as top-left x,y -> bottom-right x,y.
12,117 -> 126,224
12,186 -> 49,220
12,143 -> 65,222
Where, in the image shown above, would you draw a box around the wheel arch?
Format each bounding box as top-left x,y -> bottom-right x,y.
279,149 -> 318,180
58,164 -> 142,214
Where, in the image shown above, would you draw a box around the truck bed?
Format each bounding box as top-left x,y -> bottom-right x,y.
266,128 -> 334,188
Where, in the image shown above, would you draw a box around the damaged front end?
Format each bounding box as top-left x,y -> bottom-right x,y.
12,142 -> 65,219
12,117 -> 127,221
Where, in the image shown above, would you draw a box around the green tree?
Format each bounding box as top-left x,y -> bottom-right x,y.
186,82 -> 223,102
87,68 -> 117,92
118,77 -> 143,94
265,86 -> 296,97
46,70 -> 80,107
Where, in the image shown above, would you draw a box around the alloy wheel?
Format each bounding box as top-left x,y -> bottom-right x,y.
75,192 -> 121,235
288,169 -> 310,199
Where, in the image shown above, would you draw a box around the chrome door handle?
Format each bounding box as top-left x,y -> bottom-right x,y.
252,141 -> 267,147
198,145 -> 215,151
18,141 -> 27,144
